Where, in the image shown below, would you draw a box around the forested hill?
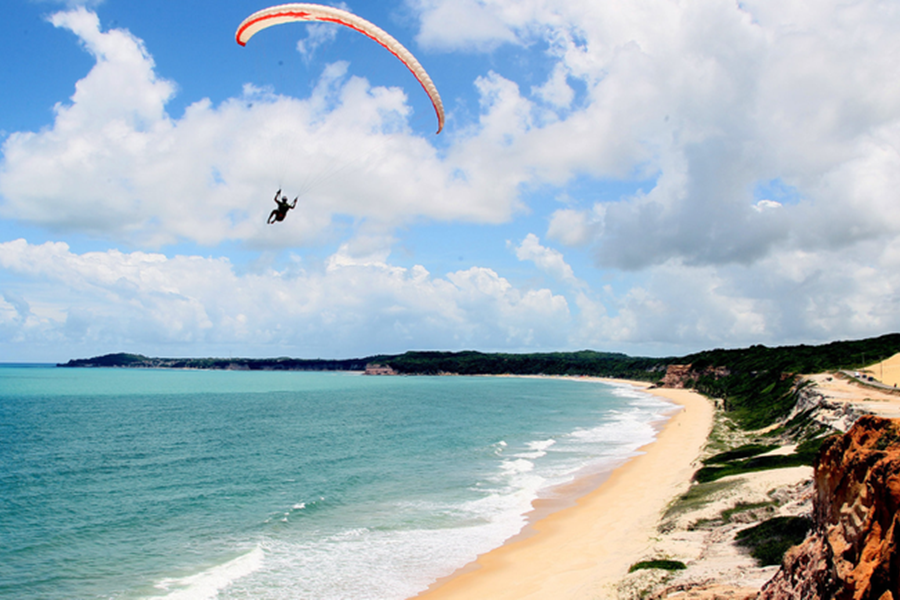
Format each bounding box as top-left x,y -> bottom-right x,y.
59,334 -> 900,380
56,350 -> 665,379
377,350 -> 668,380
57,354 -> 377,372
681,334 -> 900,376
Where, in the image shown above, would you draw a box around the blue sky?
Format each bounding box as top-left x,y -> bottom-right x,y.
2,0 -> 900,363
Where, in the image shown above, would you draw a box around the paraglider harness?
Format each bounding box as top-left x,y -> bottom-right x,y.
268,189 -> 297,224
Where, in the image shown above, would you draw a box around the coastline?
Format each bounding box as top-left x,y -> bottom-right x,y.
414,379 -> 714,600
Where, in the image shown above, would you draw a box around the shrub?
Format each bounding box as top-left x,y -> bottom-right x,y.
735,516 -> 812,566
628,559 -> 687,573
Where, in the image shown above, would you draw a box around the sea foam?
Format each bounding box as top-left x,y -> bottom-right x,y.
153,546 -> 264,600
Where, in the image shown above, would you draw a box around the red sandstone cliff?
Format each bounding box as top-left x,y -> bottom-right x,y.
659,364 -> 731,388
364,363 -> 397,375
759,415 -> 900,600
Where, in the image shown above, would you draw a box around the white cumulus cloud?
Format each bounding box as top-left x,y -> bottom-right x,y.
0,8 -> 524,249
4,1 -> 900,359
412,0 -> 900,269
514,233 -> 580,287
0,239 -> 575,359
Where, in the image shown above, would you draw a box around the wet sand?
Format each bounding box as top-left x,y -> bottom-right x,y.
414,381 -> 714,600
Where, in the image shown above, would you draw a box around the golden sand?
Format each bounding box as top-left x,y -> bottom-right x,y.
861,352 -> 900,388
414,382 -> 714,600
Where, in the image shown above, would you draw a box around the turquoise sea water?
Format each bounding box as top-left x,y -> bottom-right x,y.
0,366 -> 675,600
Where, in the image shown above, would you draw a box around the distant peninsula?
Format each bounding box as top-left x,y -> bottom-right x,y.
58,333 -> 900,391
56,350 -> 665,380
57,353 -> 375,372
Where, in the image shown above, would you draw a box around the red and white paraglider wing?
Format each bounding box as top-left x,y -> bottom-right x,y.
236,3 -> 445,134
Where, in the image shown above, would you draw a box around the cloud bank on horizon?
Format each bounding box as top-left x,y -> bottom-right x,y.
2,0 -> 900,361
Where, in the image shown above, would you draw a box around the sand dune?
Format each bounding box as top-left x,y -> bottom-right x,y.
861,352 -> 900,387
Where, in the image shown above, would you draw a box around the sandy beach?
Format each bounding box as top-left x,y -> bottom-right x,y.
415,381 -> 714,600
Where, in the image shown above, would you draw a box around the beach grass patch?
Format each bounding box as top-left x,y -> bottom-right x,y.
685,500 -> 777,531
662,479 -> 734,523
628,559 -> 687,573
764,408 -> 816,438
735,516 -> 812,566
703,443 -> 778,465
705,414 -> 749,455
686,517 -> 714,531
660,481 -> 736,533
693,438 -> 826,483
720,501 -> 775,523
694,456 -> 796,483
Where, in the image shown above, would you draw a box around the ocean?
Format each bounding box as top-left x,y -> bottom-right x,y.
0,365 -> 675,600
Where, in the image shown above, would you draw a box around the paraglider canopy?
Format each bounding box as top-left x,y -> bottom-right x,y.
236,3 -> 445,134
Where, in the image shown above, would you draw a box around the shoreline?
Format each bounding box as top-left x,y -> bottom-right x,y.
414,378 -> 714,599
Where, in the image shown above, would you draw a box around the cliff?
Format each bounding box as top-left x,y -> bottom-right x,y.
364,363 -> 398,375
759,415 -> 900,600
783,376 -> 870,433
659,363 -> 731,388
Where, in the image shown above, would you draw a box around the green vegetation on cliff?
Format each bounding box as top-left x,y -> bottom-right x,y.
681,333 -> 900,428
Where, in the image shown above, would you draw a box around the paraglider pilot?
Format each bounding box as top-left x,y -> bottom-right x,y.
268,189 -> 297,224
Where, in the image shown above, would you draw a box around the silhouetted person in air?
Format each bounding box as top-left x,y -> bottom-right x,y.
268,189 -> 297,224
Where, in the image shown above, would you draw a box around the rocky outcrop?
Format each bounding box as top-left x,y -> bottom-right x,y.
784,379 -> 870,433
364,363 -> 397,375
660,364 -> 694,388
759,416 -> 900,600
660,364 -> 731,388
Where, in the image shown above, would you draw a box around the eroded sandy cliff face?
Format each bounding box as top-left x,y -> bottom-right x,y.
759,415 -> 900,600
